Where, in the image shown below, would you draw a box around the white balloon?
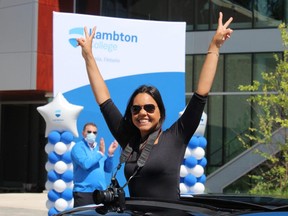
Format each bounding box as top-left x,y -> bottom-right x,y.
66,181 -> 74,189
46,199 -> 54,210
184,147 -> 191,158
45,180 -> 53,191
179,183 -> 189,194
190,147 -> 205,160
53,179 -> 66,193
67,141 -> 75,151
68,199 -> 74,209
180,165 -> 189,177
194,112 -> 207,137
37,92 -> 83,137
190,182 -> 205,194
66,163 -> 73,171
54,161 -> 68,174
45,161 -> 54,172
45,142 -> 54,154
54,142 -> 67,155
55,198 -> 68,212
189,165 -> 204,177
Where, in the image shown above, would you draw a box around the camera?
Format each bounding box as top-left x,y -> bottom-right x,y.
93,178 -> 126,214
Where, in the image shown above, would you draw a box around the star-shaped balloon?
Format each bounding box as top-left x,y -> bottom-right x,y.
37,92 -> 83,137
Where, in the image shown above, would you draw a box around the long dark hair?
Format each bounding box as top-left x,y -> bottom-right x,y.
123,85 -> 166,133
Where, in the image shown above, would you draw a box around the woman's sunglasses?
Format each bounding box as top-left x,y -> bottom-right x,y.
130,104 -> 156,115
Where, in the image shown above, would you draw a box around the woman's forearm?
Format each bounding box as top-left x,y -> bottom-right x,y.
195,12 -> 233,96
84,54 -> 110,105
196,43 -> 220,96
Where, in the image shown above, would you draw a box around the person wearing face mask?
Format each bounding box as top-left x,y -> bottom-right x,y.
71,122 -> 119,207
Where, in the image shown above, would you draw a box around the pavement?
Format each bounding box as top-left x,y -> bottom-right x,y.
0,192 -> 48,216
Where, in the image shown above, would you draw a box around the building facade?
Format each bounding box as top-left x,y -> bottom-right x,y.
0,0 -> 286,192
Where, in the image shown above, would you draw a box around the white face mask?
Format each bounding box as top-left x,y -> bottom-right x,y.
85,133 -> 96,144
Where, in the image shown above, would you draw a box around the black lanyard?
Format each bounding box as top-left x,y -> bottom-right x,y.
113,128 -> 160,189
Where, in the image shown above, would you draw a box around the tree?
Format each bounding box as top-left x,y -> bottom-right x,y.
238,23 -> 288,197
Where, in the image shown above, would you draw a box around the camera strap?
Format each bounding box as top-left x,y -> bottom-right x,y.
120,128 -> 160,167
114,128 -> 161,189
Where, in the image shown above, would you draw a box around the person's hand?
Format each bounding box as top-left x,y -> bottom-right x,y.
77,26 -> 96,60
213,12 -> 233,48
99,137 -> 105,154
108,140 -> 119,156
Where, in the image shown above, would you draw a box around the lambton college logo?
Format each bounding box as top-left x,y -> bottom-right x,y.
68,27 -> 84,48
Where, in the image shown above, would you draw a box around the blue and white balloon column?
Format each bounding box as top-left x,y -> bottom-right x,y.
37,92 -> 83,215
45,131 -> 75,215
179,112 -> 208,195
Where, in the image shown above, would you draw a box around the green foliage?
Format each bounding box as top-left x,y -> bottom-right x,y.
238,23 -> 288,197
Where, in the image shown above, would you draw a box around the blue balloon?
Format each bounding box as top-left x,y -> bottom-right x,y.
62,170 -> 73,182
47,170 -> 60,182
184,174 -> 197,187
197,174 -> 207,184
48,207 -> 59,216
188,136 -> 199,149
48,151 -> 61,164
198,136 -> 207,148
48,131 -> 61,144
61,151 -> 72,164
198,157 -> 207,167
180,177 -> 184,183
61,188 -> 73,200
184,156 -> 197,168
61,131 -> 74,144
48,189 -> 61,202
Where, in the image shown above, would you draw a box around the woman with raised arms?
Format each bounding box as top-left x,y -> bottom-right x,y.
76,12 -> 233,201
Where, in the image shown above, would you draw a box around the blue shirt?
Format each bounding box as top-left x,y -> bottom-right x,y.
71,139 -> 114,192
